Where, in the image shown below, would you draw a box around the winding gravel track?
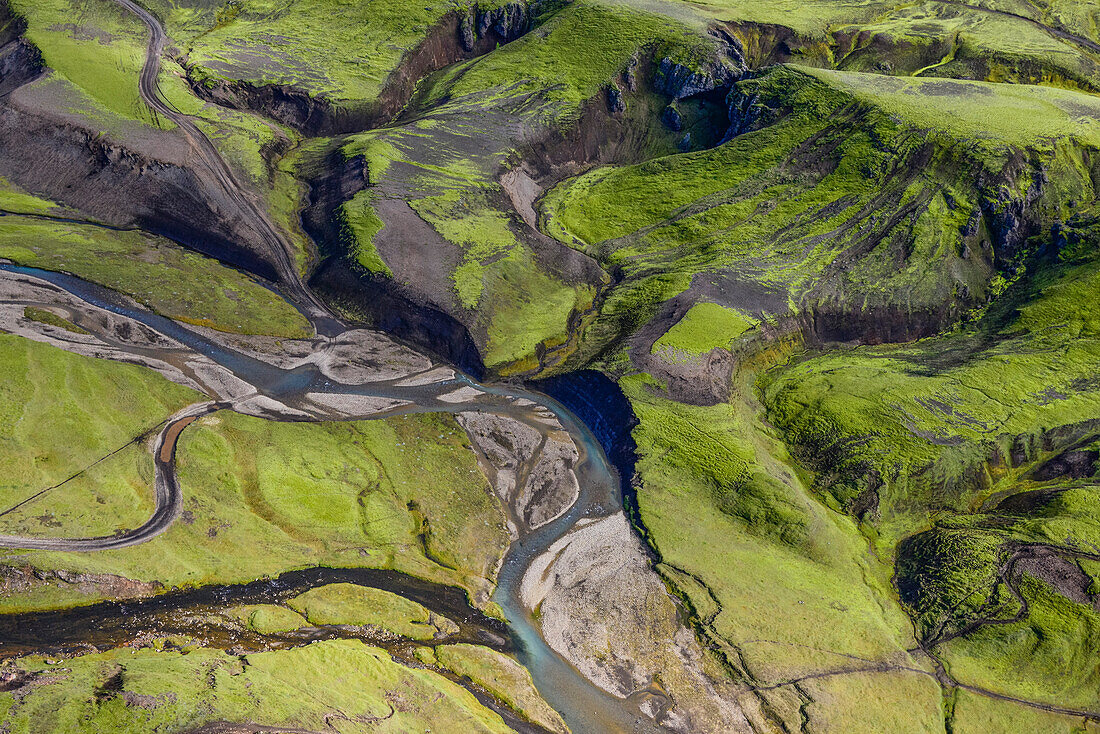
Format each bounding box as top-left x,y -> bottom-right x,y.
0,403 -> 214,551
112,0 -> 333,324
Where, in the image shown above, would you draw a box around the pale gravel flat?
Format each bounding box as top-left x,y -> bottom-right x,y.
393,366 -> 456,387
521,512 -> 752,733
231,394 -> 313,420
437,385 -> 485,403
303,392 -> 411,417
458,411 -> 580,531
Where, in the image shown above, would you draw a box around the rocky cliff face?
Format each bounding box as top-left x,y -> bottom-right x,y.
182,71 -> 335,135
652,30 -> 744,100
0,37 -> 39,96
459,1 -> 533,52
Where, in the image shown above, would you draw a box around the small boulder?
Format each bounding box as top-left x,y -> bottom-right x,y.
661,104 -> 682,131
607,86 -> 625,115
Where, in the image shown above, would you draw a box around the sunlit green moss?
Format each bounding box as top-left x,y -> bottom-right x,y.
10,0 -> 161,126
223,603 -> 308,634
21,307 -> 87,335
620,373 -> 919,692
652,302 -> 756,357
288,583 -> 444,640
339,190 -> 391,276
942,573 -> 1100,710
0,410 -> 509,612
435,644 -> 569,733
0,640 -> 514,733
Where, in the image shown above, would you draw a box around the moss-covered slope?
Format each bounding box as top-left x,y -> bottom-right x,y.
544,65 -> 1100,373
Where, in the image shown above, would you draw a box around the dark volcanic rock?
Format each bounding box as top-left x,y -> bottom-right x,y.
661,104 -> 682,131
310,258 -> 486,377
607,85 -> 625,115
0,4 -> 42,97
0,667 -> 35,692
535,369 -> 640,497
798,304 -> 953,345
473,1 -> 532,44
622,59 -> 638,91
460,1 -> 534,52
0,39 -> 40,96
1033,448 -> 1099,481
722,89 -> 766,142
652,33 -> 743,100
184,74 -> 334,133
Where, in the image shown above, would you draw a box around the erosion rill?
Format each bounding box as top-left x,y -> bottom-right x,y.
1,0 -> 1100,732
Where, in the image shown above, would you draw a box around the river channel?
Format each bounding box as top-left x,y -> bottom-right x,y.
0,263 -> 660,733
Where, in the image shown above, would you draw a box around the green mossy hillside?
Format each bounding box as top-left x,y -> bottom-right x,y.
326,0 -> 743,373
756,181 -> 1100,709
318,0 -> 1100,375
4,3 -> 317,277
617,373 -> 933,730
287,583 -> 449,640
687,0 -> 1100,89
0,640 -> 516,733
0,209 -> 312,338
543,65 -> 1100,367
941,567 -> 1100,711
764,242 -> 1100,551
159,0 -> 498,113
434,643 -> 570,733
951,687 -> 1100,733
223,603 -> 308,634
0,334 -> 198,541
0,409 -> 510,613
9,0 -> 163,127
652,302 -> 756,358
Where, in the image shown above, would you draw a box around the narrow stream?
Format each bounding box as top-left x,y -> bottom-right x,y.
0,264 -> 660,733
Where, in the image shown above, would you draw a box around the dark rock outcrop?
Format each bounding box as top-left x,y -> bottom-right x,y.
301,148 -> 369,254
653,31 -> 744,101
183,73 -> 334,133
0,38 -> 41,96
464,1 -> 533,51
721,89 -> 765,142
1032,448 -> 1099,481
607,85 -> 625,115
661,104 -> 682,131
654,56 -> 740,100
535,369 -> 640,497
